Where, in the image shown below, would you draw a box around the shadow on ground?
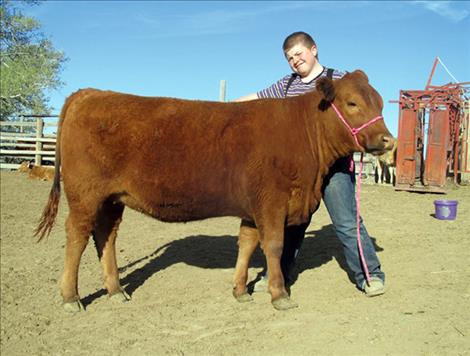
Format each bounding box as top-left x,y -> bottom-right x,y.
82,224 -> 384,307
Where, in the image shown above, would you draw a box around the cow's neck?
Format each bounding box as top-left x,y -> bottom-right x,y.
288,96 -> 352,215
319,107 -> 358,164
302,98 -> 356,170
285,94 -> 359,215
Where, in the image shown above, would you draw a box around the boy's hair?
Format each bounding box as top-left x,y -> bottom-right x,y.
282,31 -> 317,57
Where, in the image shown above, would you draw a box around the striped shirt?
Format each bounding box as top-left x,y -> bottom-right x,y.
257,67 -> 345,99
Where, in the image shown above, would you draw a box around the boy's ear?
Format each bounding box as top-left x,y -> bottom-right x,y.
310,45 -> 318,57
316,77 -> 335,102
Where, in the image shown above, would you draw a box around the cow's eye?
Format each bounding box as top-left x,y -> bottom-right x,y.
347,101 -> 357,107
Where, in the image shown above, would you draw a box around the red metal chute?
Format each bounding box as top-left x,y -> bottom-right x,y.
392,57 -> 469,193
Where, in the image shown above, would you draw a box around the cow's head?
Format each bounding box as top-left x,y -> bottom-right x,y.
18,161 -> 33,172
379,139 -> 398,166
317,70 -> 395,155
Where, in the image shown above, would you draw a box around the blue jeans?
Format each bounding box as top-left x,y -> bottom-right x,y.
281,156 -> 385,289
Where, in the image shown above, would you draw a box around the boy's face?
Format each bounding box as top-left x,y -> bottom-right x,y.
284,43 -> 318,78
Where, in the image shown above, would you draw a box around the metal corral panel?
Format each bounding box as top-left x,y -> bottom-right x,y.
424,109 -> 449,187
396,108 -> 418,188
460,101 -> 470,182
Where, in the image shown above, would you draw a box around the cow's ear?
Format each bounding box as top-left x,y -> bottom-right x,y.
352,69 -> 369,82
317,77 -> 335,102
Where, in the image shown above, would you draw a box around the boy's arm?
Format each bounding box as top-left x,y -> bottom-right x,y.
232,93 -> 259,102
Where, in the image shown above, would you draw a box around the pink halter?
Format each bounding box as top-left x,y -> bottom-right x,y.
331,103 -> 384,151
330,102 -> 384,285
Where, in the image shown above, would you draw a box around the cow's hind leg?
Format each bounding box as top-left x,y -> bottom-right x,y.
61,209 -> 95,313
92,200 -> 130,303
232,219 -> 259,302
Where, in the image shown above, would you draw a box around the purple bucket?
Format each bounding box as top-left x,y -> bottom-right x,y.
434,200 -> 458,220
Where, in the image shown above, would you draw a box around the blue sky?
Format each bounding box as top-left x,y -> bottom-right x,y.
23,1 -> 470,136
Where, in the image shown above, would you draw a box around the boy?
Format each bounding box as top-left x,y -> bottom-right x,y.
234,31 -> 385,297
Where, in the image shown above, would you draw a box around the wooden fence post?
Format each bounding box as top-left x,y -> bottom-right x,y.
219,80 -> 226,102
35,117 -> 44,166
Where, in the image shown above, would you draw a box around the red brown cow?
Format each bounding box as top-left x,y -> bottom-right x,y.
19,161 -> 55,181
35,70 -> 395,312
375,140 -> 397,184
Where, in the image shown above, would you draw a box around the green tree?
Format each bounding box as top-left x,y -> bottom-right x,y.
0,0 -> 67,120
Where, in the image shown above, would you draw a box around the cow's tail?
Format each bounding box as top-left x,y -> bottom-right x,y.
34,93 -> 73,241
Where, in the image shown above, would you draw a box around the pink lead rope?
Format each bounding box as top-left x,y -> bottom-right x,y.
331,103 -> 384,285
355,154 -> 369,283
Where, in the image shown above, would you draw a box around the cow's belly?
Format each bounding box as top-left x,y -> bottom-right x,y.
119,193 -> 244,223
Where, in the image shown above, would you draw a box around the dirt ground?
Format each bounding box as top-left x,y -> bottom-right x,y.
1,170 -> 469,355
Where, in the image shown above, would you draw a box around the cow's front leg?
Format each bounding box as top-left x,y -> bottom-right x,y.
259,215 -> 299,311
232,219 -> 259,302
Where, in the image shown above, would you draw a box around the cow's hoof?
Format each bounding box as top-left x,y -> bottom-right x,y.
109,290 -> 131,303
235,292 -> 254,303
232,287 -> 254,303
63,300 -> 85,313
272,296 -> 298,311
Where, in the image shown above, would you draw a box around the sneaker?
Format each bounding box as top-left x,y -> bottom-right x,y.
252,275 -> 268,293
362,277 -> 385,297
